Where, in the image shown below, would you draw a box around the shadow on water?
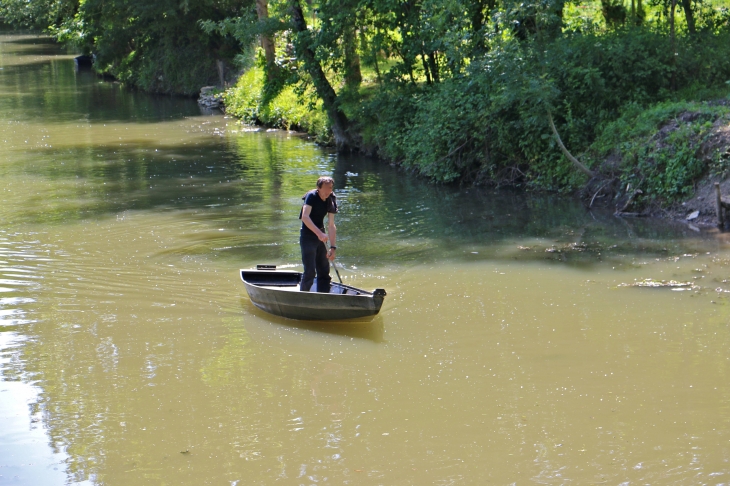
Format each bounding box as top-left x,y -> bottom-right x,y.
5,132 -> 715,268
0,46 -> 69,57
0,36 -> 57,46
241,298 -> 386,343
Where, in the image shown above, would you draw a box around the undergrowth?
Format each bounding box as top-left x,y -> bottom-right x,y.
223,67 -> 330,142
590,101 -> 730,205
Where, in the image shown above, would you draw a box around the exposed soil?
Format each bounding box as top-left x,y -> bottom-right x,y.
665,110 -> 730,227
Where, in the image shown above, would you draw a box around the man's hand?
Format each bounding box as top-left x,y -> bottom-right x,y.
327,248 -> 336,261
318,232 -> 329,243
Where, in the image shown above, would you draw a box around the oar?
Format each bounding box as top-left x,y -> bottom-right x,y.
331,259 -> 343,284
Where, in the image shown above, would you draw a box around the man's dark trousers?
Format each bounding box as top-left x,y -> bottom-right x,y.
300,237 -> 331,292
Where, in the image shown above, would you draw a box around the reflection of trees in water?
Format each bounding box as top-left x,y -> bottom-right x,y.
330,154 -> 709,266
14,133 -> 712,265
7,127 -> 712,270
1,51 -> 200,124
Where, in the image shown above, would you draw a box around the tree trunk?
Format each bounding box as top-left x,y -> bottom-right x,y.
372,47 -> 382,84
601,0 -> 627,27
469,0 -> 487,54
630,0 -> 646,25
256,0 -> 278,80
289,0 -> 356,150
343,23 -> 362,90
635,0 -> 645,25
393,44 -> 416,85
420,47 -> 432,84
681,0 -> 696,33
670,0 -> 677,91
427,51 -> 440,83
549,0 -> 566,37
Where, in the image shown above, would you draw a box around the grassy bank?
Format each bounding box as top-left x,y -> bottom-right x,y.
223,67 -> 330,142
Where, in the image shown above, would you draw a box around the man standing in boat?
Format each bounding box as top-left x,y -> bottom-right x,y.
299,176 -> 337,292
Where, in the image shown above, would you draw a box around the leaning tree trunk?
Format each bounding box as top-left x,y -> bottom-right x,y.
289,0 -> 356,150
547,112 -> 595,178
256,0 -> 278,80
680,0 -> 696,33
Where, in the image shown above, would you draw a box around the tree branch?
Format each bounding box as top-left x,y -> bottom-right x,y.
547,111 -> 595,178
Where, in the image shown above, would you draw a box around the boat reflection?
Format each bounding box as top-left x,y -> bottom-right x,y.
240,297 -> 385,343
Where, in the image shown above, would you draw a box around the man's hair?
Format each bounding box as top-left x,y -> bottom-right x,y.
317,176 -> 335,188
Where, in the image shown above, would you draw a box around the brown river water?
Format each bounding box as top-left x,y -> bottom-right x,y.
1,33 -> 730,485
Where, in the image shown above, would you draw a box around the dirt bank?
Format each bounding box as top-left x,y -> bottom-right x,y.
665,107 -> 730,226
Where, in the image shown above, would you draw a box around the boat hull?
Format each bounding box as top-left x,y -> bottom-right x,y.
240,268 -> 386,321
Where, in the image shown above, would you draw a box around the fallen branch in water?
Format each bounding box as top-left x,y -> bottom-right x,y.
589,179 -> 613,208
616,188 -> 643,215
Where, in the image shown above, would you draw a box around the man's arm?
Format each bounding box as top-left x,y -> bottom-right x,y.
327,212 -> 337,260
301,205 -> 329,242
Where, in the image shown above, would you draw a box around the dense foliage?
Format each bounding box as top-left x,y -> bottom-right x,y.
220,0 -> 730,206
364,27 -> 730,190
223,67 -> 329,139
3,0 -> 730,202
1,0 -> 247,95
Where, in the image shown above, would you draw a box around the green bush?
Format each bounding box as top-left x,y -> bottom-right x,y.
115,39 -> 221,96
360,28 -> 730,190
224,66 -> 330,141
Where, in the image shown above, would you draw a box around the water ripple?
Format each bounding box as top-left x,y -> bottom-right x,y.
0,234 -> 44,327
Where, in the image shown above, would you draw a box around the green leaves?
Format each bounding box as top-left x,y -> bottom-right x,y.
2,0 -> 252,95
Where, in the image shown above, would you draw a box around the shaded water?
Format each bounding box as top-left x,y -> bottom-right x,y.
2,34 -> 730,485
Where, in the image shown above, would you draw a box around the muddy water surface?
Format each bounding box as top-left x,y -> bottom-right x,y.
2,33 -> 730,485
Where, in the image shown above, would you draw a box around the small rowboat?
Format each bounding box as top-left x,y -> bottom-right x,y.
240,265 -> 386,321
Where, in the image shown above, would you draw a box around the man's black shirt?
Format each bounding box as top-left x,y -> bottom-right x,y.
299,189 -> 337,240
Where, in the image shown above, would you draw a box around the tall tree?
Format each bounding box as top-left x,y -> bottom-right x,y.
601,0 -> 627,27
255,0 -> 279,79
288,0 -> 356,149
343,22 -> 363,89
680,0 -> 696,33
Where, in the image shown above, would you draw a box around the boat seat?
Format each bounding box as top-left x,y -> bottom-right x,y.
331,286 -> 360,295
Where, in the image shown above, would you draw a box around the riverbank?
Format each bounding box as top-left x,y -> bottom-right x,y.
5,0 -> 730,214
221,67 -> 330,142
219,63 -> 730,225
586,99 -> 730,222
